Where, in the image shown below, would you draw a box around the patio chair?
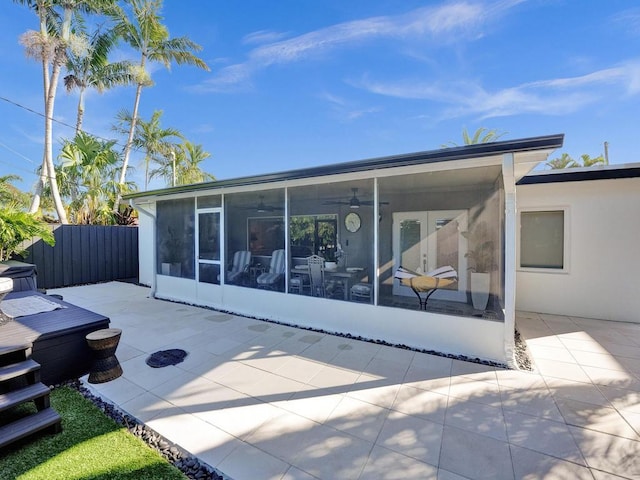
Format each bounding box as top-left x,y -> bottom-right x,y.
256,249 -> 286,291
394,265 -> 457,310
307,255 -> 326,297
226,251 -> 252,285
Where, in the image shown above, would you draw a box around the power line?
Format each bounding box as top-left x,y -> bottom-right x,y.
0,94 -> 144,153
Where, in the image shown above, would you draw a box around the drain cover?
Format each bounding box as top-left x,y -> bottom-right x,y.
146,349 -> 188,368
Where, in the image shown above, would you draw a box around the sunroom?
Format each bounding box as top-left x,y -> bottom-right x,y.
127,134 -> 563,365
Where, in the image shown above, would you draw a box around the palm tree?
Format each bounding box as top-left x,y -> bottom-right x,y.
0,175 -> 30,209
579,154 -> 607,168
64,25 -> 133,134
442,127 -> 507,147
150,141 -> 214,187
114,109 -> 183,190
111,0 -> 209,210
545,153 -> 578,169
16,0 -> 117,223
57,131 -> 135,224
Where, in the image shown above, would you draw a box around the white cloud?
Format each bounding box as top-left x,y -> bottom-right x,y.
319,91 -> 381,122
197,1 -> 522,92
242,30 -> 289,45
355,60 -> 640,120
611,7 -> 640,35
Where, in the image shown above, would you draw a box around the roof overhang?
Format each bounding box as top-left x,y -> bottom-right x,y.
518,162 -> 640,185
125,133 -> 564,201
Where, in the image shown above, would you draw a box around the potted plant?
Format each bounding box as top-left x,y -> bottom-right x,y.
160,225 -> 183,276
462,221 -> 494,310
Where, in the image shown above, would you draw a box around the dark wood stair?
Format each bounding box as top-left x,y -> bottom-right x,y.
0,345 -> 61,449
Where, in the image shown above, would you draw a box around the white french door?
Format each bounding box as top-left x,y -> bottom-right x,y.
392,210 -> 467,301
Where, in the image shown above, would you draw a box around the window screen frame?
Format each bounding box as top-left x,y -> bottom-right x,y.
518,207 -> 569,273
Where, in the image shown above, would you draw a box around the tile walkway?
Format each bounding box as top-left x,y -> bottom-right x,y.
51,282 -> 640,480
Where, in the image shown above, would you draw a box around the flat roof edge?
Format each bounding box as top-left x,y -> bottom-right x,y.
518,162 -> 640,185
125,133 -> 564,200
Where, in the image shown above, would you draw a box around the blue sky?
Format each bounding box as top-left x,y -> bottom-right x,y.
1,0 -> 639,192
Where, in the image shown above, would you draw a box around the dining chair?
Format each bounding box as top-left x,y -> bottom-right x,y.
307,255 -> 326,297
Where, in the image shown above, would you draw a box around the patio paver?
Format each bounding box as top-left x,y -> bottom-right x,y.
49,282 -> 640,480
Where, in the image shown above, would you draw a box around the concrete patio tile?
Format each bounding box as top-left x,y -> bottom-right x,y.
391,384 -> 448,424
374,344 -> 416,364
451,359 -> 498,384
526,344 -> 577,363
569,425 -> 640,478
403,364 -> 451,396
275,356 -> 327,383
534,358 -> 592,383
307,365 -> 361,389
494,369 -> 547,391
274,388 -> 345,423
324,396 -> 390,443
360,445 -> 438,480
437,469 -> 471,480
509,445 -> 594,480
439,425 -> 514,480
410,351 -> 453,373
120,390 -> 183,422
444,399 -> 507,442
216,442 -> 291,480
120,355 -> 186,391
545,377 -> 612,408
557,337 -> 609,354
348,373 -> 401,409
597,387 -> 640,417
84,374 -> 146,405
581,365 -> 640,390
240,348 -> 295,373
195,398 -> 283,440
569,350 -> 629,371
555,397 -> 639,440
503,410 -> 586,465
248,372 -> 313,403
244,411 -> 321,464
590,470 -> 635,480
113,341 -> 145,362
447,376 -> 502,407
376,410 -> 443,466
148,411 -> 242,468
292,426 -> 374,480
500,384 -> 564,422
523,335 -> 567,349
281,466 -> 319,480
364,356 -> 411,382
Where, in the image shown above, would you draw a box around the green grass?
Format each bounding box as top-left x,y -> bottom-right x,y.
0,386 -> 186,480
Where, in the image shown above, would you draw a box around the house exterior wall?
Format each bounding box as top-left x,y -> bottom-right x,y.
516,177 -> 640,323
151,278 -> 506,361
137,202 -> 155,287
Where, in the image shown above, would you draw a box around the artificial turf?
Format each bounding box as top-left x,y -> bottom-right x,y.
0,386 -> 186,480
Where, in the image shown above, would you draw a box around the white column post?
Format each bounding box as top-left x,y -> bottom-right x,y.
502,153 -> 517,366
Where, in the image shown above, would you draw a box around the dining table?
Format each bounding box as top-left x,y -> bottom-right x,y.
290,265 -> 367,300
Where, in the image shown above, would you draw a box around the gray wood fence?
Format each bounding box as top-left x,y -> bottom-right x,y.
22,225 -> 138,289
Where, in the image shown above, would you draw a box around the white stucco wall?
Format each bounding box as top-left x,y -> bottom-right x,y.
136,202 -> 155,287
516,177 -> 640,323
153,278 -> 507,363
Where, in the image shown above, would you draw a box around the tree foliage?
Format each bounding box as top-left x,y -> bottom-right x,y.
546,153 -> 608,169
443,127 -> 507,147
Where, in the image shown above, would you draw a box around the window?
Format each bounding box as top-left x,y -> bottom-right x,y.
156,198 -> 195,279
520,210 -> 565,269
290,215 -> 337,258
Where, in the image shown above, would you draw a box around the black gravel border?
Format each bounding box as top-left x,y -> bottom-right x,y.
155,296 -> 512,369
57,380 -> 226,480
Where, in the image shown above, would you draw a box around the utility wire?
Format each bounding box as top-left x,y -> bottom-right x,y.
0,94 -> 145,153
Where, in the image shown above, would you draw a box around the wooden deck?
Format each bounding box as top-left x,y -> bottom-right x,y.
0,291 -> 110,385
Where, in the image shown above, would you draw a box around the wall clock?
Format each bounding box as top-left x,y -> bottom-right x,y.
344,212 -> 361,233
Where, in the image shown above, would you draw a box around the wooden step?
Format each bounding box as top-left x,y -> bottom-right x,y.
0,383 -> 50,413
0,359 -> 40,383
0,407 -> 61,449
0,345 -> 31,368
